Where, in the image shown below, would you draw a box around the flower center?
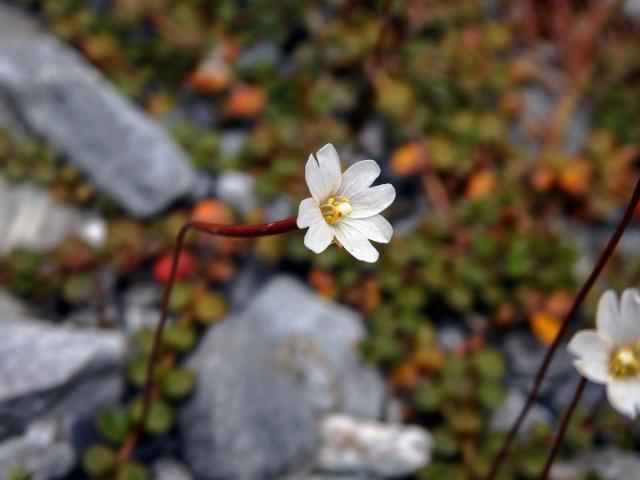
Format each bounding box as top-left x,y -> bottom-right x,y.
610,345 -> 640,378
320,197 -> 352,225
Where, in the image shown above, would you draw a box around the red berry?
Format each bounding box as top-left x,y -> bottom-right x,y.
153,251 -> 196,284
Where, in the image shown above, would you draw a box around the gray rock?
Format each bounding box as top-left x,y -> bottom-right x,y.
503,332 -> 601,411
0,176 -> 106,255
0,420 -> 75,480
178,308 -> 317,479
436,325 -> 466,353
123,282 -> 161,308
624,0 -> 640,20
0,4 -> 197,217
304,475 -> 378,480
123,304 -> 160,334
358,121 -> 385,159
0,317 -> 126,439
504,331 -> 574,394
242,276 -> 386,418
0,4 -> 41,39
489,389 -> 552,434
265,194 -> 294,222
215,170 -> 257,215
227,260 -> 271,309
510,85 -> 590,156
0,94 -> 25,136
179,276 -> 387,480
0,289 -> 30,318
152,458 -> 194,480
236,42 -> 281,73
551,447 -> 640,480
167,94 -> 217,128
219,130 -> 248,159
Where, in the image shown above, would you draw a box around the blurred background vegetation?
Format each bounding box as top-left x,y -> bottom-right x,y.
3,0 -> 640,478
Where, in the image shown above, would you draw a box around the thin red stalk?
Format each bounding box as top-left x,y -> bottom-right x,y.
117,217 -> 298,461
539,378 -> 587,479
486,178 -> 640,479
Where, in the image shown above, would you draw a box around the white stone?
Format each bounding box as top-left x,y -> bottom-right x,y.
317,414 -> 432,477
0,176 -> 106,256
216,170 -> 257,214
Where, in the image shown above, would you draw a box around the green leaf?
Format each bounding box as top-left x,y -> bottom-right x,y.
414,383 -> 443,412
8,467 -> 31,480
470,349 -> 505,379
431,428 -> 459,458
162,367 -> 196,399
449,409 -> 482,435
116,461 -> 150,480
133,328 -> 156,354
164,323 -> 196,352
127,354 -> 149,388
193,291 -> 227,325
130,399 -> 173,436
169,282 -> 195,311
62,273 -> 94,304
517,450 -> 547,478
82,444 -> 117,476
95,408 -> 132,444
476,380 -> 504,408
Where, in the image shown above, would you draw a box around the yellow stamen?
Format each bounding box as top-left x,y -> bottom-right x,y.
610,346 -> 640,378
321,196 -> 351,225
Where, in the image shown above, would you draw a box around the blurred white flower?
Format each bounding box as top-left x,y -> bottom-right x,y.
568,289 -> 640,419
297,144 -> 396,262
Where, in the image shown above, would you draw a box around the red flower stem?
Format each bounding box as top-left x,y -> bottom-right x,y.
486,177 -> 640,480
117,217 -> 298,462
539,377 -> 587,479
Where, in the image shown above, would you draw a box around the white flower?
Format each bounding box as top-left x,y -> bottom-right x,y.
568,289 -> 640,419
297,144 -> 396,263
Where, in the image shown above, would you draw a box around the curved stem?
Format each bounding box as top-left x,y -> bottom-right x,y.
486,178 -> 640,480
117,217 -> 298,461
539,377 -> 587,479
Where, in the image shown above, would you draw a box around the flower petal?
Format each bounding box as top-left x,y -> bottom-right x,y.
304,154 -> 324,202
304,220 -> 334,254
349,184 -> 396,219
315,144 -> 342,197
606,379 -> 640,419
334,221 -> 379,263
338,160 -> 381,198
341,215 -> 393,244
305,154 -> 330,202
597,290 -> 621,343
297,197 -> 322,229
573,359 -> 609,384
567,330 -> 611,362
619,289 -> 640,341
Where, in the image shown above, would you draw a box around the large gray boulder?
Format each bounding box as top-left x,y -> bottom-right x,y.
178,303 -> 317,480
178,276 -> 387,480
239,276 -> 386,418
0,316 -> 126,439
0,4 -> 198,217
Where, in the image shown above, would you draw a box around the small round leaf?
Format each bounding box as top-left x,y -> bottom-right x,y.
116,461 -> 149,480
162,367 -> 196,399
82,444 -> 117,476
